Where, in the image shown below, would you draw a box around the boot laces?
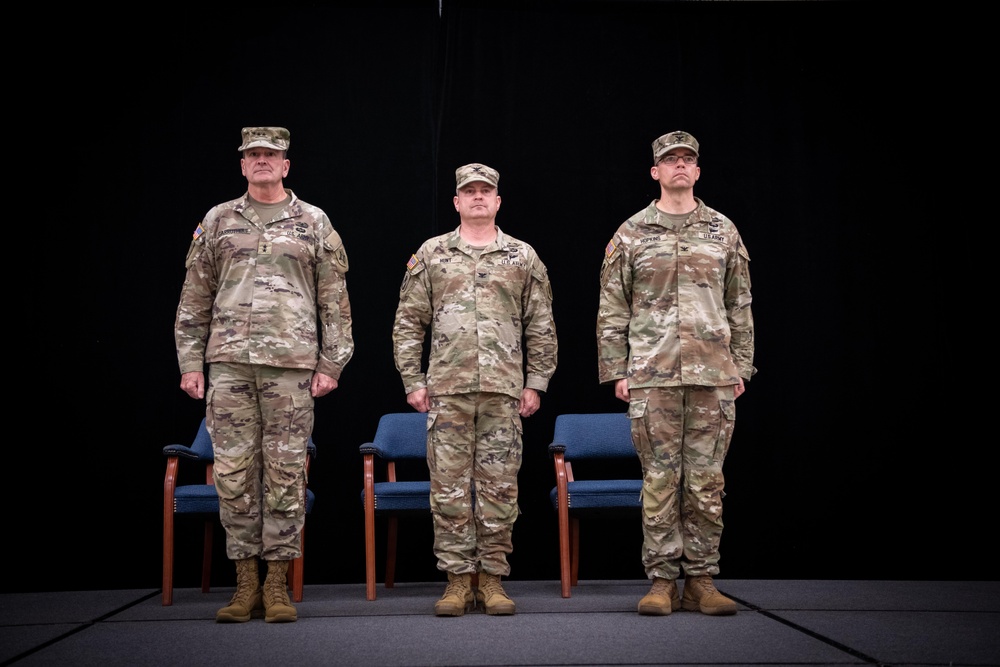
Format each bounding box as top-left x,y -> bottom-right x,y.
692,577 -> 716,593
230,561 -> 259,605
480,576 -> 508,599
230,586 -> 255,606
650,578 -> 671,595
264,576 -> 291,604
444,578 -> 468,598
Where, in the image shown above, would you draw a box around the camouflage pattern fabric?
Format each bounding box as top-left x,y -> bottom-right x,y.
427,393 -> 521,576
628,386 -> 734,580
175,189 -> 354,380
598,196 -> 754,581
393,225 -> 557,398
393,225 -> 557,576
597,198 -> 755,387
207,362 -> 314,560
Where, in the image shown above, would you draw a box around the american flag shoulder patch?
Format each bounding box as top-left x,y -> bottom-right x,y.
605,239 -> 616,258
192,223 -> 205,240
406,254 -> 420,270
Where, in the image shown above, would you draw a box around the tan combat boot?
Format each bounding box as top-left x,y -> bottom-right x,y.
478,572 -> 516,615
216,557 -> 263,623
262,560 -> 298,623
434,572 -> 475,617
681,575 -> 737,615
637,577 -> 680,615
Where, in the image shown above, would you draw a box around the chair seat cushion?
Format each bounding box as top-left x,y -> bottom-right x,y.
173,485 -> 219,514
174,485 -> 315,513
362,481 -> 431,512
550,479 -> 643,510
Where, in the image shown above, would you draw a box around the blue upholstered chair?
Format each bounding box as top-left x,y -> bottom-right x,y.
359,412 -> 433,601
548,412 -> 642,597
161,418 -> 316,606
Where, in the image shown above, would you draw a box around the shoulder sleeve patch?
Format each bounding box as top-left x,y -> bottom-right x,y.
324,229 -> 349,273
737,238 -> 751,262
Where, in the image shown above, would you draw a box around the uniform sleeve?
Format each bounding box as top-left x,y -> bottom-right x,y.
725,234 -> 757,380
174,216 -> 217,375
596,233 -> 631,384
522,251 -> 558,393
392,250 -> 433,394
315,221 -> 354,379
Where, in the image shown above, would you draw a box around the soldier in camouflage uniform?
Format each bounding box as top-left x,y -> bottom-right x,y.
175,127 -> 354,624
597,131 -> 756,617
392,163 -> 557,616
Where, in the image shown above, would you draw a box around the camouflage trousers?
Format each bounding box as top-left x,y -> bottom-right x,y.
628,385 -> 736,580
207,362 -> 314,561
427,392 -> 522,577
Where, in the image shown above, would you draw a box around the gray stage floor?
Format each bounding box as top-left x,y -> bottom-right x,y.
1,579 -> 997,666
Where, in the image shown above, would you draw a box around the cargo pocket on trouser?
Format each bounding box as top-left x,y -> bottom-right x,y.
627,396 -> 652,466
425,410 -> 438,471
713,392 -> 736,463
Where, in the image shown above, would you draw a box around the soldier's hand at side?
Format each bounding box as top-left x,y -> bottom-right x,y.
311,372 -> 339,398
180,371 -> 205,400
519,388 -> 540,417
407,387 -> 430,413
734,377 -> 745,399
614,378 -> 629,402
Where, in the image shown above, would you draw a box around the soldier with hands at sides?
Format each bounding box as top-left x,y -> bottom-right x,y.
175,127 -> 354,623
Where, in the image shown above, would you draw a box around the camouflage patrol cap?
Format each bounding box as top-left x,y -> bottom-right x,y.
455,163 -> 500,190
238,127 -> 291,152
652,130 -> 699,161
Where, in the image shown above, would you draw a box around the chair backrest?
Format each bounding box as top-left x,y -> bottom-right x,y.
190,418 -> 214,460
365,412 -> 429,461
551,412 -> 633,460
162,418 -> 214,465
170,418 -> 316,463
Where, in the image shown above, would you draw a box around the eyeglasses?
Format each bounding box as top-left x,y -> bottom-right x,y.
659,154 -> 697,165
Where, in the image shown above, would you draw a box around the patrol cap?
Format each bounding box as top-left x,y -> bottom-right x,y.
652,130 -> 699,161
455,163 -> 500,190
238,127 -> 291,152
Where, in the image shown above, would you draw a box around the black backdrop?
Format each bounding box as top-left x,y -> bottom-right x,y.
55,1 -> 969,595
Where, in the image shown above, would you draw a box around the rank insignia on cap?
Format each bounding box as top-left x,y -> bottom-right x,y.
193,223 -> 205,240
406,254 -> 420,270
605,239 -> 616,258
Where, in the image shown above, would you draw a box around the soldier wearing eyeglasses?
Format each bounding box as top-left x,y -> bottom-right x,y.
597,130 -> 756,617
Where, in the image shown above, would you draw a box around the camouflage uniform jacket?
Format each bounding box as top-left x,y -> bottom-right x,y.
597,198 -> 756,387
175,189 -> 354,379
393,225 -> 557,399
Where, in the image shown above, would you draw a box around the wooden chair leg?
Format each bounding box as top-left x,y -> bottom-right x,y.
201,519 -> 213,593
363,456 -> 377,601
558,508 -> 572,598
289,527 -> 305,602
570,516 -> 580,587
162,511 -> 175,606
385,515 -> 399,588
163,459 -> 179,606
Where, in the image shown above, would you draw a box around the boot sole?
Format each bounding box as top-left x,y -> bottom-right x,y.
637,604 -> 672,616
434,607 -> 466,617
216,614 -> 251,623
484,604 -> 515,615
637,596 -> 680,615
681,600 -> 737,615
265,613 -> 298,623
